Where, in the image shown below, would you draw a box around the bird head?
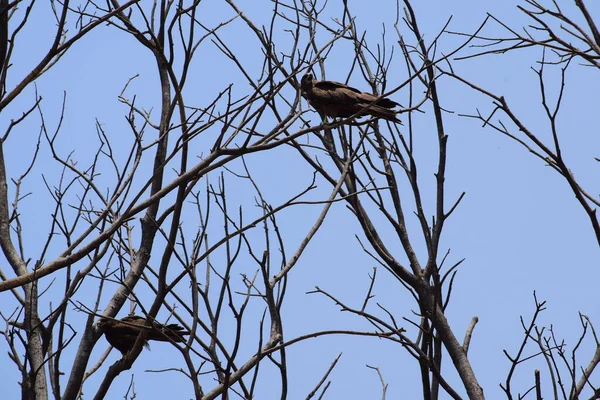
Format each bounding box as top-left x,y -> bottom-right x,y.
96,317 -> 110,332
300,73 -> 314,90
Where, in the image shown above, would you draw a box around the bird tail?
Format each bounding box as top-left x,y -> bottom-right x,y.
151,323 -> 189,342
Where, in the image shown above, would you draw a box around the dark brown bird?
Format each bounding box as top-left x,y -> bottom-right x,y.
300,73 -> 401,123
97,315 -> 188,355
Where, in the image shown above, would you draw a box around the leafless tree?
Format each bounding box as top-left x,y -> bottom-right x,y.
0,0 -> 325,398
0,0 -> 598,399
444,0 -> 600,398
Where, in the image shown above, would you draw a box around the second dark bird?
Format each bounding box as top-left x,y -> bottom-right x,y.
97,315 -> 188,355
300,73 -> 401,123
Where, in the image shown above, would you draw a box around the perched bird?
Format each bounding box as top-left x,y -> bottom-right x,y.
300,73 -> 401,123
97,315 -> 188,355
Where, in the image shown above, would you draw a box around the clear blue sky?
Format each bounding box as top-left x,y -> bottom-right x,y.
1,0 -> 599,398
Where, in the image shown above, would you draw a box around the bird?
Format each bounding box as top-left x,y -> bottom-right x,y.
300,73 -> 401,123
97,315 -> 188,355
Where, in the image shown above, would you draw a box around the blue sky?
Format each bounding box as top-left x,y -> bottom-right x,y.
1,0 -> 599,398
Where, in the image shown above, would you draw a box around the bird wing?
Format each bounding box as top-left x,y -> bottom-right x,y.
121,315 -> 146,324
99,316 -> 187,354
314,80 -> 362,94
119,316 -> 152,332
312,82 -> 362,107
305,77 -> 400,122
98,317 -> 146,354
315,81 -> 399,109
351,91 -> 400,109
315,80 -> 398,107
